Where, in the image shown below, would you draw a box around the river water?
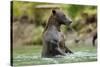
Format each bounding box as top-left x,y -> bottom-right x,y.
13,46 -> 97,66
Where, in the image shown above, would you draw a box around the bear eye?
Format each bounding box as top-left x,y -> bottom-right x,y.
63,15 -> 65,17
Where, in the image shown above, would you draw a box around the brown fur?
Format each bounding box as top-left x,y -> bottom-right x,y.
42,9 -> 73,57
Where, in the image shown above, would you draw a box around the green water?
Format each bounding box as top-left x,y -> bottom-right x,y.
12,44 -> 97,66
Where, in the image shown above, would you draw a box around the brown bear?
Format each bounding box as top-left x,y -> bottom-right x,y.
42,9 -> 73,58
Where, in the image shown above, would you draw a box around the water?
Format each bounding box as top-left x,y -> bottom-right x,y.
13,50 -> 97,66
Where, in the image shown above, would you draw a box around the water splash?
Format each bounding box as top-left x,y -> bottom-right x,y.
13,51 -> 97,65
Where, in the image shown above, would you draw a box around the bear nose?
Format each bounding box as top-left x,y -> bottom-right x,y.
69,21 -> 72,24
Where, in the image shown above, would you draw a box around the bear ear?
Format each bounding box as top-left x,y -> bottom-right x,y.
52,9 -> 56,15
